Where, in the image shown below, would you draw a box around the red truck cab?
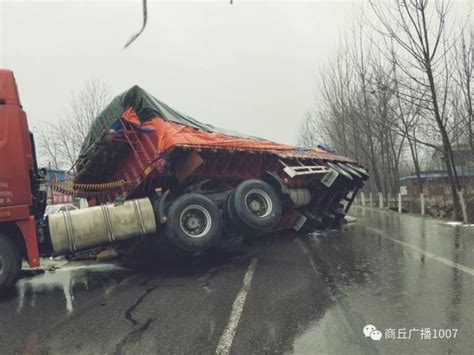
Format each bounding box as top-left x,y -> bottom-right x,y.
0,69 -> 45,288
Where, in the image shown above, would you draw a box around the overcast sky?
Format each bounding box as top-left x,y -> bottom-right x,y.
0,0 -> 471,146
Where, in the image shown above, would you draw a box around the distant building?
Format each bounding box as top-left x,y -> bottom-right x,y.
431,144 -> 474,177
400,170 -> 474,197
400,145 -> 474,197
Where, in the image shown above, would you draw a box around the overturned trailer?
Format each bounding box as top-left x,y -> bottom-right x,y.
70,86 -> 368,252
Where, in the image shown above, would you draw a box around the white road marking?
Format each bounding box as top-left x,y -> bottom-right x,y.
216,258 -> 258,355
363,225 -> 474,276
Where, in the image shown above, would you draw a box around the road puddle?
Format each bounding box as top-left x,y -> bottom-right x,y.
15,262 -> 133,313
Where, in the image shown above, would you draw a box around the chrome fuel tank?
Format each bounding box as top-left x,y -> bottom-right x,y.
47,198 -> 156,255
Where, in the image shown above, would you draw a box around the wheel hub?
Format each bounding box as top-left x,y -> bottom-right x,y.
180,205 -> 212,238
245,189 -> 273,218
249,200 -> 261,212
186,216 -> 201,229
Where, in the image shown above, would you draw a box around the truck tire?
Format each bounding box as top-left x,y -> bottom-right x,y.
165,193 -> 223,252
228,179 -> 282,231
225,193 -> 263,238
0,234 -> 22,289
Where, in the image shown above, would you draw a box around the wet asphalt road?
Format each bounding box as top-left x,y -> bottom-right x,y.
1,207 -> 474,355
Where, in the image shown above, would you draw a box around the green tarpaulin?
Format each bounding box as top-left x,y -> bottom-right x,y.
80,85 -> 258,156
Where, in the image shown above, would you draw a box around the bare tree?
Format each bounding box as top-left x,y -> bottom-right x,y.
369,0 -> 465,220
298,23 -> 407,197
297,111 -> 321,148
37,127 -> 62,169
38,79 -> 110,171
388,43 -> 427,195
453,29 -> 473,152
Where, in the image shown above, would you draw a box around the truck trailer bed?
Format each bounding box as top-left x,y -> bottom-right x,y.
69,86 -> 368,242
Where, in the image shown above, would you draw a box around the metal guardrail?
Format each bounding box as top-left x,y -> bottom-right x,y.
353,191 -> 472,223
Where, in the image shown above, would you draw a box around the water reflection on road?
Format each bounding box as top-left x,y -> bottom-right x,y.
291,207 -> 474,354
15,263 -> 133,313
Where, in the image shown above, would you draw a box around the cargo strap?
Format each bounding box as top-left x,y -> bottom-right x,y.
62,209 -> 77,253
101,204 -> 115,243
132,199 -> 146,236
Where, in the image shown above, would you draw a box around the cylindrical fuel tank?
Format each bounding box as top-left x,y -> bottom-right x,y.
47,198 -> 156,255
288,188 -> 311,207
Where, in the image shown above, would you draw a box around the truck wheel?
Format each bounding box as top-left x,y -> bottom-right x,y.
0,234 -> 22,289
229,179 -> 282,231
166,193 -> 223,252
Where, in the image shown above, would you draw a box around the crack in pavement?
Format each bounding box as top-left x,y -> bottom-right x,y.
114,317 -> 156,355
114,283 -> 159,354
124,285 -> 157,326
